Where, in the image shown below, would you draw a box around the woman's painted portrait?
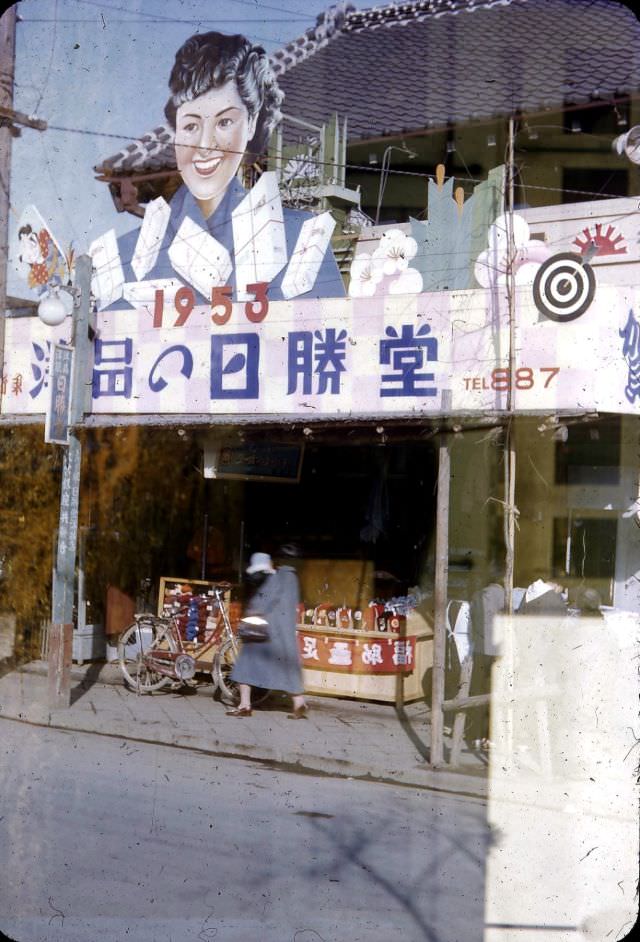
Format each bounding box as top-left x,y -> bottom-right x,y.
110,31 -> 345,307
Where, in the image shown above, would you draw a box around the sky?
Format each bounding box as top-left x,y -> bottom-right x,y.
6,0 -> 373,298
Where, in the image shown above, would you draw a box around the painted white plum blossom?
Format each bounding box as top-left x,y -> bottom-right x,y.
388,266 -> 424,294
474,213 -> 551,287
376,228 -> 419,275
348,252 -> 385,297
348,228 -> 423,297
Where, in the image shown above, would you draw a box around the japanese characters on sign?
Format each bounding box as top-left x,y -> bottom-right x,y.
44,343 -> 74,445
298,631 -> 416,674
620,308 -> 640,405
55,440 -> 82,574
78,288 -> 449,416
2,283 -> 639,419
204,442 -> 303,482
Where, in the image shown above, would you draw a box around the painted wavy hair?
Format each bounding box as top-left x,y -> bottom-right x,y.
164,31 -> 284,161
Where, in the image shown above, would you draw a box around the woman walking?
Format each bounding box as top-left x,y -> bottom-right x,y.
227,550 -> 308,719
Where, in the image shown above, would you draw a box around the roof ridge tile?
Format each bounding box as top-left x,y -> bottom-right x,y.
271,1 -> 356,76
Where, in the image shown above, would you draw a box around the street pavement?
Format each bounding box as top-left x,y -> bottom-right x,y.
0,658 -> 488,799
1,656 -> 636,941
0,720 -> 490,942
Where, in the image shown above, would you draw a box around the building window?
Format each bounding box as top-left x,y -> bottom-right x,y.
555,417 -> 621,486
552,516 -> 617,586
563,98 -> 630,136
562,167 -> 629,203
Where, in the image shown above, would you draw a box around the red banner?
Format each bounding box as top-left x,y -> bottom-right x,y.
297,631 -> 416,674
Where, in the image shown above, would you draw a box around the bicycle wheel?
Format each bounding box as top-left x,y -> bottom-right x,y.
212,637 -> 239,705
118,619 -> 174,693
212,638 -> 271,707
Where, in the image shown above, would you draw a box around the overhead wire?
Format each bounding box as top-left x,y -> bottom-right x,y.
216,0 -> 322,14
5,51 -> 636,284
42,119 -> 635,203
8,114 -> 636,266
21,16 -> 311,26
31,0 -> 58,115
67,0 -> 318,26
11,125 -> 635,288
18,0 -> 318,49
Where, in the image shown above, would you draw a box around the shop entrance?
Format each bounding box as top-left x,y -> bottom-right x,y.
241,436 -> 438,610
88,425 -> 439,702
229,431 -> 440,703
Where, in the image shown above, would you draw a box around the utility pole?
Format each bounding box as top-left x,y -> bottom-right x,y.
0,4 -> 17,411
48,254 -> 93,709
503,116 -> 517,616
0,5 -> 46,414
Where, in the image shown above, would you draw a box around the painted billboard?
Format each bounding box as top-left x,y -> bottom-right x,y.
9,31 -> 345,312
4,27 -> 639,423
2,280 -> 639,419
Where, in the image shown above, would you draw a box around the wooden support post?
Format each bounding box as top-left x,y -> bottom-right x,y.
504,426 -> 516,613
430,433 -> 450,767
442,690 -> 491,712
47,623 -> 73,709
50,255 -> 93,704
449,654 -> 474,766
504,115 -> 517,615
0,5 -> 17,413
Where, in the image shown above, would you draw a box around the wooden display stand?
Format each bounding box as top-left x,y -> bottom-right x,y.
157,577 -> 234,668
297,558 -> 375,610
298,611 -> 433,703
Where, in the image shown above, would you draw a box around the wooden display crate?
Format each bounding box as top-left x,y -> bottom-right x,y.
157,577 -> 234,668
157,577 -> 230,616
297,612 -> 433,704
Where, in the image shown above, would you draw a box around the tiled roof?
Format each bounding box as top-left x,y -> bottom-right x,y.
270,0 -> 512,76
96,126 -> 175,176
95,0 -> 640,175
274,0 -> 640,140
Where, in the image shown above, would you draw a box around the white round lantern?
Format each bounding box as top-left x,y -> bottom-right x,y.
612,125 -> 640,164
37,287 -> 73,326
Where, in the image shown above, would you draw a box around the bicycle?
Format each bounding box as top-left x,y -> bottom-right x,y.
117,583 -> 242,704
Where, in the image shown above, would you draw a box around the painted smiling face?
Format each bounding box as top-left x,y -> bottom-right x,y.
175,81 -> 257,219
18,229 -> 42,265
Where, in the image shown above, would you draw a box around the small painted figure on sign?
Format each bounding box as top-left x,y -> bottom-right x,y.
15,210 -> 67,296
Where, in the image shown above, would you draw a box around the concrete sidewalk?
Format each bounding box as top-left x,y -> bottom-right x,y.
0,658 -> 488,799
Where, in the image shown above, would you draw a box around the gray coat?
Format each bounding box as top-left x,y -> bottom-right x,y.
230,565 -> 303,694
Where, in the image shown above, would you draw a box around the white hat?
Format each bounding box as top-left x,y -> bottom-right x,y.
246,552 -> 275,575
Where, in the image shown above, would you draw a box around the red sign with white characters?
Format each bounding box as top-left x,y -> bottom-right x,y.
297,631 -> 416,674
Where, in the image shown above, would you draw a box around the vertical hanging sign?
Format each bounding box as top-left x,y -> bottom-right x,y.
45,342 -> 74,445
51,436 -> 82,625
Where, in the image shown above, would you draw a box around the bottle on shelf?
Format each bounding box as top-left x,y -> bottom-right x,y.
337,606 -> 352,629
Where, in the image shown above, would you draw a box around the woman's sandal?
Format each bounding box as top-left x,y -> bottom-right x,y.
226,706 -> 252,717
287,705 -> 309,720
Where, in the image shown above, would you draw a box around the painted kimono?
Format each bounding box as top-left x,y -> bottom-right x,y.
116,178 -> 346,304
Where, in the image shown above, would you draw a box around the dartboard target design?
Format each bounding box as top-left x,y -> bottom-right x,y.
532,252 -> 596,322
